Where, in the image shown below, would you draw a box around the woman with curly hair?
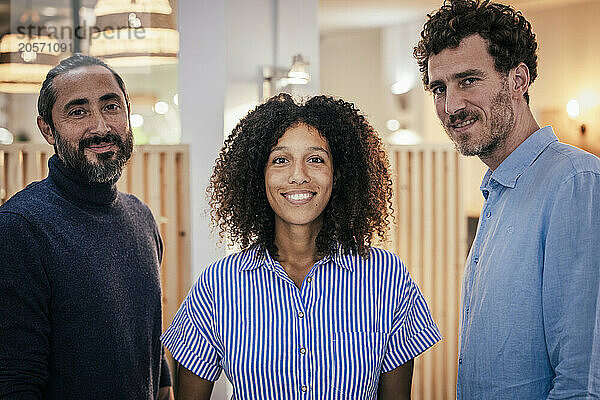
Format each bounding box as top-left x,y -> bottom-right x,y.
161,93 -> 441,399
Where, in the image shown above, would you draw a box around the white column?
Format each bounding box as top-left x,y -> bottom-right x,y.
179,0 -> 227,279
178,1 -> 232,397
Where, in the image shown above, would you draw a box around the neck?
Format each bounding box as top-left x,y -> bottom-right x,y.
480,107 -> 540,171
48,154 -> 119,206
274,223 -> 320,264
273,216 -> 323,267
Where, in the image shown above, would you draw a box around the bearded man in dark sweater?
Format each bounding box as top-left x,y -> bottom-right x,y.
0,54 -> 173,399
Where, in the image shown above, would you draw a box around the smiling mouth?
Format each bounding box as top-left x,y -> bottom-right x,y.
86,143 -> 115,154
282,191 -> 316,204
451,117 -> 477,129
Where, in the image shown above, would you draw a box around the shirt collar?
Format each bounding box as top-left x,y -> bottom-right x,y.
238,243 -> 355,272
481,125 -> 557,191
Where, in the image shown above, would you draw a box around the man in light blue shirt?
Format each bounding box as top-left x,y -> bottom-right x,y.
414,0 -> 600,398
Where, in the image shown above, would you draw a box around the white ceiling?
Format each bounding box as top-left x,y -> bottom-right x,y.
319,0 -> 598,32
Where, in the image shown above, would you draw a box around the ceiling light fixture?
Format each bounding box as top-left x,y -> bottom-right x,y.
89,0 -> 179,67
0,33 -> 61,93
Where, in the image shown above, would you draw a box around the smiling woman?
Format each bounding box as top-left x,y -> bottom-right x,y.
161,93 -> 441,400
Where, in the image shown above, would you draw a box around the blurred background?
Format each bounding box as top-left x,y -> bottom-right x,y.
0,0 -> 598,398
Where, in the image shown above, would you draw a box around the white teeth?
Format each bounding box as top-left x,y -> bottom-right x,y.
455,118 -> 476,128
286,193 -> 313,201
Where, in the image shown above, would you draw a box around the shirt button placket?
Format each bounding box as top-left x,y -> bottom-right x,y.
296,302 -> 310,397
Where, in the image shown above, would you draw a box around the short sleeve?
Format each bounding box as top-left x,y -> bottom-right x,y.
161,271 -> 223,381
381,261 -> 442,373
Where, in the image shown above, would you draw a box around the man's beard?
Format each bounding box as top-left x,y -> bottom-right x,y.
445,80 -> 515,158
54,129 -> 134,184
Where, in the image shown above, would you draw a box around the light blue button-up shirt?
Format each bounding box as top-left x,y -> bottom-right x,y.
457,126 -> 600,399
162,245 -> 441,399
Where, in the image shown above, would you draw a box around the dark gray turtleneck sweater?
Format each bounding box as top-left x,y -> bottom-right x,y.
0,155 -> 171,399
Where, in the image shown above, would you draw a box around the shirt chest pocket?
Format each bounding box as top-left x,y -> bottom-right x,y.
328,332 -> 388,399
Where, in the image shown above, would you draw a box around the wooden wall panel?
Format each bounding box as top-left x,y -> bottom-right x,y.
2,142 -> 467,397
0,144 -> 191,332
387,144 -> 467,400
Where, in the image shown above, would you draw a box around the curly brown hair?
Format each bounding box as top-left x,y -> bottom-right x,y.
414,0 -> 538,103
207,93 -> 393,259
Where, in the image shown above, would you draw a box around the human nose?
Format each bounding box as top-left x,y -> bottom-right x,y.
289,161 -> 309,184
444,87 -> 467,115
90,110 -> 110,135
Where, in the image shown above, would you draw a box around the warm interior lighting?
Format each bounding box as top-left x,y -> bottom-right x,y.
287,54 -> 310,83
386,129 -> 422,145
0,34 -> 60,93
567,99 -> 580,119
131,113 -> 144,128
94,0 -> 173,16
386,119 -> 400,131
261,54 -> 311,99
154,101 -> 168,114
390,74 -> 415,95
90,0 -> 179,67
0,127 -> 14,144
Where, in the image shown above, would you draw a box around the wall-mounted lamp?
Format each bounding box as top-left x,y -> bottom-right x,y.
261,54 -> 310,99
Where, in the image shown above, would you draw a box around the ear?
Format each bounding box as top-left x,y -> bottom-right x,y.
37,115 -> 55,145
510,62 -> 530,100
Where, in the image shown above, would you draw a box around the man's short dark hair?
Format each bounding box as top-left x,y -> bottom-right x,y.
37,53 -> 130,131
414,0 -> 538,103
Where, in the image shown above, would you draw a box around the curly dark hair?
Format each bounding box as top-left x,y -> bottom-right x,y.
207,93 -> 393,259
414,0 -> 538,103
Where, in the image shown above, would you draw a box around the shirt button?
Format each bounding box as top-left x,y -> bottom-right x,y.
473,256 -> 479,263
459,358 -> 463,364
485,211 -> 492,218
300,347 -> 306,354
298,311 -> 304,318
307,277 -> 312,283
301,385 -> 307,392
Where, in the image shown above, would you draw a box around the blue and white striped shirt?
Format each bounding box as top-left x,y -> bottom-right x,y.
162,245 -> 441,399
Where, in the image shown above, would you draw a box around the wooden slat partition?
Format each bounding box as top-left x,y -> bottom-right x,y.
0,144 -> 191,332
387,144 -> 467,400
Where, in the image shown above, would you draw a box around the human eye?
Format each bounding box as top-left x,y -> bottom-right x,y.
461,77 -> 479,86
308,156 -> 324,163
272,156 -> 288,164
430,85 -> 446,97
68,108 -> 87,117
105,103 -> 121,112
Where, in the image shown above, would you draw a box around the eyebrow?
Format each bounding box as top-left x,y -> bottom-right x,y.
63,93 -> 122,112
100,93 -> 122,102
428,69 -> 486,90
63,98 -> 88,111
270,146 -> 330,155
454,69 -> 485,79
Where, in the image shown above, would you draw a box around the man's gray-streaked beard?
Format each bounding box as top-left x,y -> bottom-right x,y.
54,129 -> 134,184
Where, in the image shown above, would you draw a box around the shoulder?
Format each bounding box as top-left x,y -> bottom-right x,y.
117,191 -> 154,216
364,247 -> 405,270
0,210 -> 35,234
340,246 -> 408,280
543,141 -> 600,181
194,248 -> 259,288
0,179 -> 50,218
0,210 -> 41,256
